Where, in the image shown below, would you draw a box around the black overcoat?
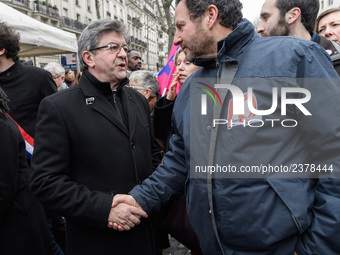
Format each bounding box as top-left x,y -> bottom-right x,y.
31,70 -> 157,255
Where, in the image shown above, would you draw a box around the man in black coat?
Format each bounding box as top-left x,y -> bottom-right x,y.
30,19 -> 158,255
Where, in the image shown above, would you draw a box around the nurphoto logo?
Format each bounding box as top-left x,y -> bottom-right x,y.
199,84 -> 312,129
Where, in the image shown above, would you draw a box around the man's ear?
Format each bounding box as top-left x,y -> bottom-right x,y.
0,48 -> 5,56
145,89 -> 151,99
205,5 -> 219,30
82,51 -> 95,68
286,7 -> 301,25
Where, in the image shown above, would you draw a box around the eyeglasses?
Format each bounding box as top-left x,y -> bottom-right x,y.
53,75 -> 61,80
89,43 -> 130,54
129,85 -> 146,90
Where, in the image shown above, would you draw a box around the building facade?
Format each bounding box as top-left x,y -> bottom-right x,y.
319,0 -> 340,12
1,0 -> 169,72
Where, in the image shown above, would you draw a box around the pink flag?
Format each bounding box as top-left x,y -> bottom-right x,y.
157,44 -> 181,96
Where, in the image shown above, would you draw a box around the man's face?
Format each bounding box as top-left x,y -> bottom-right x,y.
257,0 -> 289,37
89,31 -> 128,86
52,73 -> 64,88
174,0 -> 215,62
128,51 -> 142,71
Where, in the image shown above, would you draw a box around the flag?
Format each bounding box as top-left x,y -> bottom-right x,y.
157,44 -> 181,96
6,113 -> 34,159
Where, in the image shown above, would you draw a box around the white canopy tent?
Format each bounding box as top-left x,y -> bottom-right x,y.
0,2 -> 78,57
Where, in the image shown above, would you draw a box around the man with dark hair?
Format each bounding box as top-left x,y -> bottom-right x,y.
257,0 -> 340,75
112,0 -> 340,254
30,19 -> 159,255
0,21 -> 57,139
127,49 -> 142,71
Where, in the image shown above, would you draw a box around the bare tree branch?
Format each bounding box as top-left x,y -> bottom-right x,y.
155,0 -> 176,53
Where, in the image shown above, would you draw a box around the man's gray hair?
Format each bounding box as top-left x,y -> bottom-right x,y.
78,19 -> 129,71
175,0 -> 243,29
130,70 -> 160,98
44,62 -> 65,77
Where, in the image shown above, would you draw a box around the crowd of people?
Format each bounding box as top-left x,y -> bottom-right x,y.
1,0 -> 340,254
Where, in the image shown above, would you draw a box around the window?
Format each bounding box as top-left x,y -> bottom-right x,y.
87,0 -> 91,11
329,0 -> 333,5
63,8 -> 68,16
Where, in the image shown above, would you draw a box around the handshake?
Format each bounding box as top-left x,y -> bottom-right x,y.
107,194 -> 147,231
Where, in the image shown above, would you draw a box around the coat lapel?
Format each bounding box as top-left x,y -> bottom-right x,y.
79,76 -> 129,136
121,88 -> 138,139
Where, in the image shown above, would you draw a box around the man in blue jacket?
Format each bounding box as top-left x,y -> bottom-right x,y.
111,0 -> 340,254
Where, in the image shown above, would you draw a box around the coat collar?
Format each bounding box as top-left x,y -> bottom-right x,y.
217,18 -> 258,62
0,59 -> 21,82
79,70 -> 137,137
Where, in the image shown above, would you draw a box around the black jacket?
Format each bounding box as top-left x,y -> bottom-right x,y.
153,96 -> 175,149
0,114 -> 53,255
0,60 -> 57,137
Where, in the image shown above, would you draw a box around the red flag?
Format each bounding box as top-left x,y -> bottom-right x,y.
157,44 -> 181,96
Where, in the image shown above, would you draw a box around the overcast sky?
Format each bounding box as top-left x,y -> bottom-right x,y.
240,0 -> 265,22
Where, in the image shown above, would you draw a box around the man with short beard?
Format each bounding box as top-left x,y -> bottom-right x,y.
257,0 -> 340,75
111,0 -> 340,254
127,49 -> 142,71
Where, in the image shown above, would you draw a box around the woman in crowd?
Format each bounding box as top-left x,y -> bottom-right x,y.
153,48 -> 200,150
64,69 -> 75,87
315,8 -> 340,75
315,7 -> 340,44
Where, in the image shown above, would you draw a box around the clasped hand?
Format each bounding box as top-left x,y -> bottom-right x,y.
107,194 -> 147,231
